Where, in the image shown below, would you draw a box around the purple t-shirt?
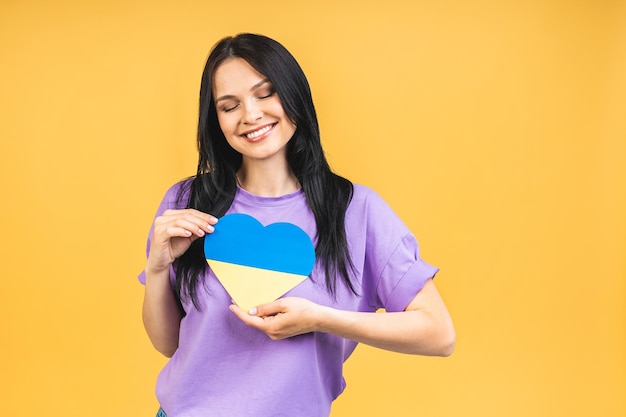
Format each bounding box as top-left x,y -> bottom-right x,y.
139,181 -> 438,417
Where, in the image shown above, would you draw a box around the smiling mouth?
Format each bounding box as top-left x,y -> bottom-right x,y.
242,123 -> 276,140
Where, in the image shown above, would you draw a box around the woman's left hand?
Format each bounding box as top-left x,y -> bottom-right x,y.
229,297 -> 323,340
229,280 -> 455,356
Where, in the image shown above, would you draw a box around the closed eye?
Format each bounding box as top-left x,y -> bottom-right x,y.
215,80 -> 275,112
256,87 -> 276,100
220,102 -> 239,113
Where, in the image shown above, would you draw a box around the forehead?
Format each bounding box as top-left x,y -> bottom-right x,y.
212,58 -> 267,94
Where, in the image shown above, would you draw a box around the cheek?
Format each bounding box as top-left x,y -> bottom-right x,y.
269,98 -> 291,119
270,102 -> 296,133
286,121 -> 297,138
217,113 -> 236,135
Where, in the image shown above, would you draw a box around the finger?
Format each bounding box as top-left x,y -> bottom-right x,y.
162,209 -> 219,226
159,211 -> 217,236
250,300 -> 285,317
229,304 -> 265,328
181,209 -> 219,226
157,215 -> 213,237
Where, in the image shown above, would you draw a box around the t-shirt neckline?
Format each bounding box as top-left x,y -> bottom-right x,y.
235,185 -> 304,207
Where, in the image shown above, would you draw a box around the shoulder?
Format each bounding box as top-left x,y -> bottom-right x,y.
347,183 -> 409,233
349,183 -> 393,213
351,183 -> 372,196
158,177 -> 195,210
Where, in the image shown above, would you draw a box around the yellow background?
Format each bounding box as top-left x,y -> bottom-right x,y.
1,0 -> 624,416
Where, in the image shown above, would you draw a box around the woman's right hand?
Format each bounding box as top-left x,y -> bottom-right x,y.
146,209 -> 218,274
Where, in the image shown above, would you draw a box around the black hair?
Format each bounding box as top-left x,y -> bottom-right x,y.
176,33 -> 355,309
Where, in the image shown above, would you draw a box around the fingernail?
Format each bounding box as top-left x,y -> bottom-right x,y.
249,307 -> 257,315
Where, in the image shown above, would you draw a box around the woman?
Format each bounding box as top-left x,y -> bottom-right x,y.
140,33 -> 455,417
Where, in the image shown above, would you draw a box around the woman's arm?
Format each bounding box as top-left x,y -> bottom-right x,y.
142,209 -> 218,357
143,267 -> 184,357
229,278 -> 455,356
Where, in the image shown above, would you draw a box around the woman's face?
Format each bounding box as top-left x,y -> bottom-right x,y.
212,58 -> 296,165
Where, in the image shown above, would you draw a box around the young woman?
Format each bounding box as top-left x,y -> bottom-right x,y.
140,33 -> 455,417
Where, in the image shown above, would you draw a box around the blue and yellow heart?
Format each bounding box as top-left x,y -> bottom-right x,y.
204,213 -> 316,310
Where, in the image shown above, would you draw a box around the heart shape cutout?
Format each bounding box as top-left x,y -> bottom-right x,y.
204,213 -> 316,310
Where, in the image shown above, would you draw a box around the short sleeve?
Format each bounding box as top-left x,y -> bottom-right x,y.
374,233 -> 439,312
137,180 -> 191,285
353,185 -> 439,312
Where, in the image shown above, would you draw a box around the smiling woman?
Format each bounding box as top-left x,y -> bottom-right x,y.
213,58 -> 297,171
138,33 -> 454,417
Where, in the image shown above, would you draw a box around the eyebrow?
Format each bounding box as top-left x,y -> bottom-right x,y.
214,79 -> 271,103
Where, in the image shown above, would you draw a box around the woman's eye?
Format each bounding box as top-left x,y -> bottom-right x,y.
257,88 -> 275,99
221,103 -> 239,113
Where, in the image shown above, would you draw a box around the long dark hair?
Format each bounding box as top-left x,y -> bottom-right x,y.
176,33 -> 355,309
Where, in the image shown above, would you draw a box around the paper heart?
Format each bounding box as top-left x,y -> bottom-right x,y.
204,213 -> 316,310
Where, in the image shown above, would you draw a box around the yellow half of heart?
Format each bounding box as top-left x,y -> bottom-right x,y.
208,259 -> 307,311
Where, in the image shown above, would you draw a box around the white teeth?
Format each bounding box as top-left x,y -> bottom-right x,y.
244,125 -> 272,139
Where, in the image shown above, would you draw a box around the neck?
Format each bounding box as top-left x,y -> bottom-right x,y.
237,160 -> 300,197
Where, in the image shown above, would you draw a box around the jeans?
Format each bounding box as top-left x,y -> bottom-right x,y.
156,408 -> 167,417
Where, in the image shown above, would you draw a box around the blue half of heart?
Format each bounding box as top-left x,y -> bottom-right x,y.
204,213 -> 316,276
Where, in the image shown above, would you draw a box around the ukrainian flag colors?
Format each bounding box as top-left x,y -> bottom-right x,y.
204,213 -> 316,310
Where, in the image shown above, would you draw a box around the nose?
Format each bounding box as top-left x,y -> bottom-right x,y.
242,100 -> 262,124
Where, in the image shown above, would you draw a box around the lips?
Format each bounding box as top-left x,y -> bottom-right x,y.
241,123 -> 276,141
